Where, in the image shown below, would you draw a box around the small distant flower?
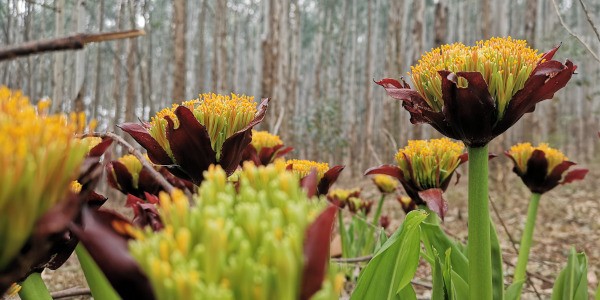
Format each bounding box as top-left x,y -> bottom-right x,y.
120,93 -> 269,185
327,188 -> 361,208
242,130 -> 294,165
347,197 -> 374,215
379,215 -> 391,230
72,163 -> 340,300
376,37 -> 576,147
371,174 -> 398,194
287,159 -> 344,196
366,138 -> 467,219
398,195 -> 417,214
505,143 -> 588,194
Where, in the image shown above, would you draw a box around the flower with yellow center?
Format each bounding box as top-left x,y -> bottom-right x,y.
327,188 -> 361,208
286,159 -> 344,196
120,94 -> 269,185
0,86 -> 89,292
366,138 -> 466,219
505,143 -> 588,194
377,37 -> 576,147
123,164 -> 339,300
371,174 -> 398,194
107,154 -> 166,198
242,130 -> 294,166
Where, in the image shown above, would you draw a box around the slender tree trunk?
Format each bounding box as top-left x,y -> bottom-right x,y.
93,0 -> 105,119
125,0 -> 138,124
196,0 -> 208,92
172,0 -> 187,102
52,0 -> 65,112
73,0 -> 86,113
112,1 -> 125,127
521,0 -> 538,143
434,0 -> 448,47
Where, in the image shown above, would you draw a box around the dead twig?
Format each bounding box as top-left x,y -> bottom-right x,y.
51,287 -> 91,299
0,29 -> 145,61
577,0 -> 600,45
79,132 -> 175,194
331,255 -> 373,264
550,0 -> 600,63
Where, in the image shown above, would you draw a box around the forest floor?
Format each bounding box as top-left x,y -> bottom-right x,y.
5,165 -> 599,300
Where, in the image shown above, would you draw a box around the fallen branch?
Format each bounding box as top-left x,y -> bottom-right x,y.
0,29 -> 145,61
550,0 -> 600,63
51,287 -> 91,299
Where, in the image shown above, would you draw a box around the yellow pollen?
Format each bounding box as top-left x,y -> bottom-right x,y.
251,130 -> 283,152
328,188 -> 360,202
286,159 -> 329,180
70,181 -> 83,194
7,283 -> 21,296
118,154 -> 144,188
395,138 -> 464,189
372,174 -> 398,193
508,143 -> 567,175
79,136 -> 103,153
148,93 -> 257,161
410,37 -> 542,118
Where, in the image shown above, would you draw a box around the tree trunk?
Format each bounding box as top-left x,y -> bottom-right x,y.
434,0 -> 448,47
172,0 -> 187,102
52,0 -> 65,112
196,0 -> 208,92
93,0 -> 105,119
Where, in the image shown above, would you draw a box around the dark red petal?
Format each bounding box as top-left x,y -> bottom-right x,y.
111,161 -> 135,195
318,165 -> 344,196
521,150 -> 552,193
496,60 -> 576,135
137,168 -> 162,196
258,146 -> 276,165
69,207 -> 156,300
220,129 -> 252,175
118,123 -> 172,166
364,165 -> 403,179
459,152 -> 468,164
300,205 -> 337,300
538,44 -> 560,63
300,169 -> 319,198
418,188 -> 448,220
374,78 -> 405,89
274,146 -> 294,159
546,160 -> 576,184
242,144 -> 261,166
106,162 -> 121,190
132,203 -> 163,231
561,168 -> 589,185
167,106 -> 217,185
441,71 -> 496,147
88,137 -> 113,157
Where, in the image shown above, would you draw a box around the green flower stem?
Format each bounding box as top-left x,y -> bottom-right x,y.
371,194 -> 386,227
338,210 -> 349,258
18,272 -> 51,300
468,145 -> 493,300
76,243 -> 120,300
513,193 -> 542,291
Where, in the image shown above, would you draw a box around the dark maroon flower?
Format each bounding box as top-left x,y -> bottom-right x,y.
376,38 -> 576,147
241,130 -> 294,166
286,159 -> 344,196
505,143 -> 588,194
119,94 -> 269,185
126,193 -> 163,231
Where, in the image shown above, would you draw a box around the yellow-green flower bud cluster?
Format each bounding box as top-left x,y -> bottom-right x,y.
129,162 -> 338,300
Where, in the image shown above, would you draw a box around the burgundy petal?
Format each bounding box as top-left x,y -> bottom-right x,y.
273,146 -> 294,160
521,150 -> 551,194
545,160 -> 576,185
441,71 -> 497,147
69,207 -> 155,300
375,78 -> 437,125
110,161 -> 135,194
300,205 -> 337,300
538,44 -> 560,63
318,165 -> 345,196
242,144 -> 261,166
418,188 -> 448,220
132,203 -> 163,231
258,146 -> 277,165
364,165 -> 403,180
561,169 -> 588,185
300,169 -> 319,198
137,168 -> 162,196
88,137 -> 113,158
118,123 -> 172,166
166,106 -> 217,185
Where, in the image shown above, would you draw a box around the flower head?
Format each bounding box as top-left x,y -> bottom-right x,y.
371,174 -> 398,194
120,93 -> 269,185
124,164 -> 338,300
242,130 -> 294,166
505,143 -> 588,194
365,138 -> 467,219
287,159 -> 345,196
377,37 -> 576,147
327,188 -> 361,209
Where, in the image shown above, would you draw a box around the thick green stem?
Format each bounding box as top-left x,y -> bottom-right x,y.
468,145 -> 492,300
18,272 -> 52,300
371,194 -> 386,227
76,243 -> 120,300
512,193 -> 542,296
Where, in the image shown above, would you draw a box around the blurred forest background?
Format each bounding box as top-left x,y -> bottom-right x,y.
1,0 -> 599,175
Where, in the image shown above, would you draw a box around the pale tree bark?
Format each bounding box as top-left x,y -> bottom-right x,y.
360,0 -> 374,171
411,0 -> 425,140
383,0 -> 403,160
481,0 -> 491,38
72,0 -> 86,113
112,1 -> 125,127
521,0 -> 539,144
434,0 -> 448,47
172,0 -> 187,102
93,0 -> 105,119
125,0 -> 138,125
260,0 -> 280,130
284,0 -> 300,139
217,0 -> 228,92
195,0 -> 208,92
52,0 -> 65,112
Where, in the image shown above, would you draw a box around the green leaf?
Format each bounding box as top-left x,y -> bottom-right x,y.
397,284 -> 418,300
351,210 -> 428,300
595,280 -> 600,300
451,270 -> 469,300
490,222 -> 504,300
551,247 -> 588,300
505,281 -> 525,300
431,254 -> 446,300
420,222 -> 469,280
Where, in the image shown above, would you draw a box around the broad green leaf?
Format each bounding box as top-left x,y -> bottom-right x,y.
431,253 -> 446,300
551,247 -> 588,300
505,281 -> 525,300
420,222 -> 468,280
397,284 -> 417,300
595,280 -> 600,300
490,222 -> 504,300
351,210 -> 427,300
450,270 -> 469,300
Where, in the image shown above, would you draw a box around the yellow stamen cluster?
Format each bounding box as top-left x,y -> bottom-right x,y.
6,283 -> 21,296
328,188 -> 361,203
286,159 -> 330,180
410,37 -> 542,118
508,143 -> 567,175
149,94 -> 257,161
118,155 -> 144,188
372,174 -> 399,194
250,130 -> 283,152
395,138 -> 464,189
129,164 -> 338,300
0,86 -> 88,270
71,181 -> 83,194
